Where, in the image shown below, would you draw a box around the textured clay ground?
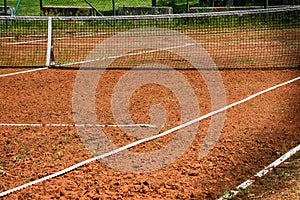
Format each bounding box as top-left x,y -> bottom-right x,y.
0,67 -> 299,199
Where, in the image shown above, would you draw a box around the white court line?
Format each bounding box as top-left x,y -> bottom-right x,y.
0,32 -> 107,41
5,40 -> 293,46
8,39 -> 48,45
4,30 -> 294,46
218,144 -> 300,200
0,76 -> 299,197
3,32 -> 109,46
56,43 -> 98,46
0,67 -> 48,78
0,34 -> 46,40
54,40 -> 298,67
58,41 -> 293,46
0,43 -> 193,78
59,43 -> 196,67
0,36 -> 15,40
0,123 -> 156,128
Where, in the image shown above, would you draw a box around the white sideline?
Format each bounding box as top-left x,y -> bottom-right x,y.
0,123 -> 156,128
218,144 -> 300,200
0,67 -> 48,78
0,76 -> 299,197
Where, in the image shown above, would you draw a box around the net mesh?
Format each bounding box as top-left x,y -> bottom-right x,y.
0,7 -> 299,70
0,18 -> 48,67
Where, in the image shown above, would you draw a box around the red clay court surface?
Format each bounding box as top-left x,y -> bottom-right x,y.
0,28 -> 299,199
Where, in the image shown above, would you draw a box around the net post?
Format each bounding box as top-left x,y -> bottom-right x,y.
152,0 -> 156,7
46,17 -> 53,67
39,0 -> 43,11
186,0 -> 189,12
264,0 -> 269,9
4,0 -> 7,15
112,0 -> 116,16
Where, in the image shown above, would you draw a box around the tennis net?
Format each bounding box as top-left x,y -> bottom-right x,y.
0,6 -> 299,70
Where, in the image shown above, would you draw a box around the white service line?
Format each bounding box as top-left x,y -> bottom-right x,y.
59,43 -> 196,67
0,123 -> 156,128
0,34 -> 46,40
56,43 -> 98,46
0,76 -> 299,197
218,144 -> 300,200
4,38 -> 293,46
0,67 -> 48,78
8,39 -> 48,45
0,36 -> 16,40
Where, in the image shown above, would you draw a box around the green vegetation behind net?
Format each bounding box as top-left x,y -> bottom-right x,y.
2,0 -> 299,16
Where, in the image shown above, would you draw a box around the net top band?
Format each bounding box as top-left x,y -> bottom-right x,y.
0,6 -> 299,21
